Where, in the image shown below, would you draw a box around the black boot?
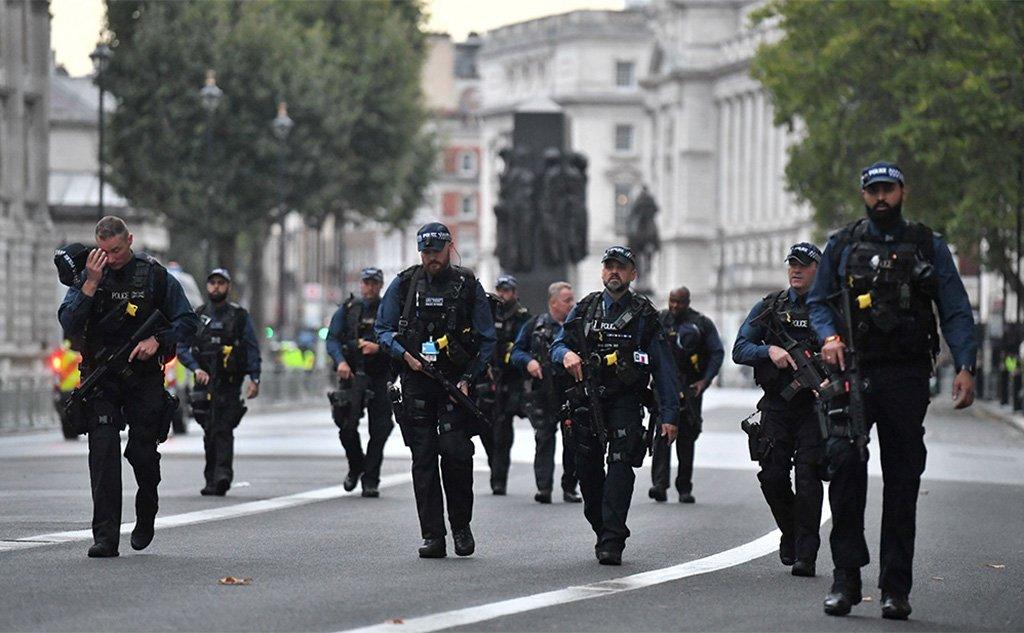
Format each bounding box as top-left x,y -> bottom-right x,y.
453,527 -> 475,556
648,487 -> 667,503
418,538 -> 446,559
361,487 -> 379,498
779,534 -> 796,566
343,470 -> 361,492
87,542 -> 119,558
597,550 -> 622,566
823,568 -> 863,616
130,516 -> 155,551
562,488 -> 582,503
881,593 -> 912,620
534,490 -> 552,504
791,560 -> 816,577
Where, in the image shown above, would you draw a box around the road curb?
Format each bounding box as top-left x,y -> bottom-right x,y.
974,399 -> 1024,435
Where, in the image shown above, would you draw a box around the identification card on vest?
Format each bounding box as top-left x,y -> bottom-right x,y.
633,351 -> 649,365
421,340 -> 439,362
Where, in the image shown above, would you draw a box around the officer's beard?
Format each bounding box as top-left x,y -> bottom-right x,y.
866,201 -> 903,230
603,277 -> 630,295
207,291 -> 227,304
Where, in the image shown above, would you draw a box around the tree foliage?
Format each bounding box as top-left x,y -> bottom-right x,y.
103,0 -> 433,272
751,0 -> 1024,291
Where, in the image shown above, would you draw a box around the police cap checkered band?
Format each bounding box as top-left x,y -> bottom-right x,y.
601,246 -> 636,267
861,162 -> 904,188
496,274 -> 517,289
361,267 -> 384,282
786,242 -> 822,265
208,268 -> 231,282
416,222 -> 452,251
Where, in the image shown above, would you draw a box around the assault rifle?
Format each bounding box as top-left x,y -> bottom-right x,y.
400,341 -> 490,428
749,302 -> 844,403
63,307 -> 171,435
329,339 -> 373,431
824,285 -> 869,461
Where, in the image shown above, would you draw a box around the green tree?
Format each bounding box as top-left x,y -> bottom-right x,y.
102,0 -> 434,321
751,0 -> 1024,297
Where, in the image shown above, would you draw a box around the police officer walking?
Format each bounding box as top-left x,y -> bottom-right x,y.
649,286 -> 723,504
733,243 -> 825,578
809,162 -> 977,619
375,223 -> 496,558
177,268 -> 261,497
479,274 -> 531,495
551,246 -> 679,565
326,267 -> 394,497
510,281 -> 581,504
58,216 -> 199,557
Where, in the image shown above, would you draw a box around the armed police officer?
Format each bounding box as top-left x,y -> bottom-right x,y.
58,216 -> 199,558
733,243 -> 826,578
375,223 -> 496,558
649,286 -> 723,504
478,274 -> 531,495
551,246 -> 679,565
177,268 -> 261,497
809,162 -> 976,620
510,281 -> 581,504
326,267 -> 394,498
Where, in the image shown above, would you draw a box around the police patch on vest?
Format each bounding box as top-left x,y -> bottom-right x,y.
424,296 -> 444,307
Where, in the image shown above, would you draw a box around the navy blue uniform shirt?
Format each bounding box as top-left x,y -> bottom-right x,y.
733,287 -> 804,366
807,218 -> 977,371
59,255 -> 200,355
326,298 -> 381,366
176,303 -> 262,380
510,312 -> 562,371
550,290 -> 680,426
374,266 -> 496,380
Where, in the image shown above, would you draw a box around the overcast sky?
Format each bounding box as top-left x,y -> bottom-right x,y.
51,0 -> 627,77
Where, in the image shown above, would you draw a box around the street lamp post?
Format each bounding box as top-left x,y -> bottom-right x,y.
199,70 -> 223,271
272,102 -> 294,334
89,44 -> 112,220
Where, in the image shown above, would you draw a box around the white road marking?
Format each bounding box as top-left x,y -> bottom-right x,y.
0,471 -> 414,554
340,506 -> 832,633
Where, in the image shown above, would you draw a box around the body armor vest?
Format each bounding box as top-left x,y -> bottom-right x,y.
194,303 -> 247,378
527,312 -> 559,391
493,299 -> 530,371
661,309 -> 707,383
836,219 -> 938,363
397,265 -> 479,378
82,254 -> 162,370
341,296 -> 385,375
754,289 -> 818,399
574,291 -> 657,395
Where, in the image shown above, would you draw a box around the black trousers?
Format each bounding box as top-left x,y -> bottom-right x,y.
758,401 -> 824,562
530,412 -> 578,493
202,383 -> 246,488
86,371 -> 166,549
576,396 -> 645,554
479,382 -> 519,489
401,372 -> 475,540
828,363 -> 931,596
650,394 -> 703,494
336,374 -> 395,488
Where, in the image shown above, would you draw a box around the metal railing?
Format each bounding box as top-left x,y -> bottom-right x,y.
0,374 -> 58,433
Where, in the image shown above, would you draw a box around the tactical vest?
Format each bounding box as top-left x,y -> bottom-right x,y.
833,219 -> 939,363
661,309 -> 707,383
340,295 -> 385,374
493,299 -> 530,370
82,254 -> 164,369
572,291 -> 658,395
396,265 -> 479,378
194,303 -> 248,377
754,289 -> 817,398
527,312 -> 559,390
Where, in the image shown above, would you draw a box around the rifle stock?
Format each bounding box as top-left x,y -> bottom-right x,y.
401,343 -> 490,428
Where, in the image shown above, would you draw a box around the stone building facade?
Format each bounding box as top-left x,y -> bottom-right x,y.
0,0 -> 55,375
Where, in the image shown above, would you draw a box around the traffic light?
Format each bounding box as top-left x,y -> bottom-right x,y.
318,327 -> 329,341
48,350 -> 63,374
264,326 -> 275,340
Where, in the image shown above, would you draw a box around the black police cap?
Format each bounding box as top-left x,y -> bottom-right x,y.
785,242 -> 822,266
417,222 -> 452,252
860,161 -> 904,188
601,245 -> 636,267
495,274 -> 518,290
54,243 -> 91,287
361,267 -> 384,282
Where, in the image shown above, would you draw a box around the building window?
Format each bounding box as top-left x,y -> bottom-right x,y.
614,124 -> 634,153
615,61 -> 635,88
460,194 -> 477,217
614,183 -> 632,227
459,151 -> 477,177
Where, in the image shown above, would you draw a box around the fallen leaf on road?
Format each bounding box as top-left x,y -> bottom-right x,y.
862,596 -> 873,602
987,564 -> 1006,570
218,576 -> 252,585
389,619 -> 404,624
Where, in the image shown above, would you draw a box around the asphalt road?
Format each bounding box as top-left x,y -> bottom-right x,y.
1,388 -> 1021,632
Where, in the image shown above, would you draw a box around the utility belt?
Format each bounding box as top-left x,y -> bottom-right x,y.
189,387 -> 246,431
66,389 -> 178,441
389,380 -> 474,445
561,383 -> 650,467
328,374 -> 374,432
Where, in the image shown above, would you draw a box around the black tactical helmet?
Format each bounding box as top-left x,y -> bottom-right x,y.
53,243 -> 91,287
